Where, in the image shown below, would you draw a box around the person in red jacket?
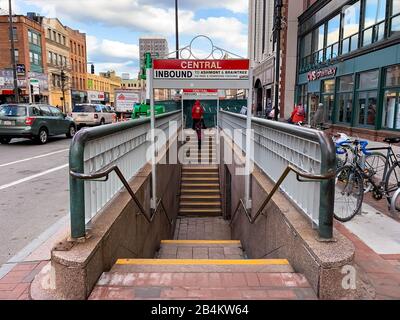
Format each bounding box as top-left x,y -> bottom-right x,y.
290,104 -> 305,124
191,100 -> 206,151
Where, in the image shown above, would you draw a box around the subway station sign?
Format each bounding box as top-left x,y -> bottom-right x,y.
152,59 -> 250,90
154,60 -> 249,80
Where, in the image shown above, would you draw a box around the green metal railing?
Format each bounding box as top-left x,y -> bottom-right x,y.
69,110 -> 180,239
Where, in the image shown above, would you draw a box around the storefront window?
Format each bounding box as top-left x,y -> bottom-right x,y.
382,91 -> 400,128
356,70 -> 379,127
358,69 -> 379,90
313,24 -> 325,63
326,14 -> 341,60
383,65 -> 400,129
342,1 -> 360,55
363,0 -> 387,46
391,0 -> 400,35
336,75 -> 354,124
386,65 -> 400,87
322,79 -> 335,122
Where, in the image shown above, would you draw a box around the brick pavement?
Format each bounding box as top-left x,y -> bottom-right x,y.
174,217 -> 231,240
335,221 -> 400,299
0,261 -> 48,300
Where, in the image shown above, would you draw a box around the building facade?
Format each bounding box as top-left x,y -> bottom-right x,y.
139,36 -> 169,69
87,72 -> 121,106
42,18 -> 72,112
296,0 -> 400,139
121,78 -> 143,90
0,13 -> 48,104
67,26 -> 87,106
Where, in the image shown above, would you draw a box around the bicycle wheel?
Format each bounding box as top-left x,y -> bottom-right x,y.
364,152 -> 387,181
336,145 -> 351,168
334,165 -> 364,222
384,161 -> 400,203
390,188 -> 400,215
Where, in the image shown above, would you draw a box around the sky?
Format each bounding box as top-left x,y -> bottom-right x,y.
1,0 -> 249,78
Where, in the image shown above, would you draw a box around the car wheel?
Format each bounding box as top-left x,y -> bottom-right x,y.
66,125 -> 76,138
0,137 -> 11,144
36,128 -> 48,145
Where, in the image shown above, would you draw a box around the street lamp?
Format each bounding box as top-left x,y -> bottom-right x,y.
273,0 -> 283,121
8,0 -> 19,103
175,0 -> 179,58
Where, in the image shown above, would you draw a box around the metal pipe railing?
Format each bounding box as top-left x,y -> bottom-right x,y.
220,110 -> 336,239
230,165 -> 335,239
69,110 -> 181,239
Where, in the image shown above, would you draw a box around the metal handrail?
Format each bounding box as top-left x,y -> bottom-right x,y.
230,165 -> 335,231
69,110 -> 181,239
70,165 -> 173,229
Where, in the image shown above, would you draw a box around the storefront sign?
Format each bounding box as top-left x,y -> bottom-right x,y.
17,64 -> 25,76
182,89 -> 218,96
88,90 -> 105,102
153,60 -> 249,80
307,67 -> 337,81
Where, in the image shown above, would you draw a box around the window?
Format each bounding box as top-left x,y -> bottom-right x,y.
53,31 -> 57,42
358,69 -> 379,89
362,0 -> 387,46
336,75 -> 354,124
12,27 -> 17,41
58,33 -> 61,44
321,79 -> 336,122
326,14 -> 341,60
356,70 -> 379,127
14,49 -> 19,63
313,24 -> 325,63
47,28 -> 51,39
39,106 -> 52,116
30,107 -> 41,116
390,0 -> 400,35
382,65 -> 400,129
342,1 -> 360,54
63,36 -> 66,46
386,65 -> 400,86
49,106 -> 62,116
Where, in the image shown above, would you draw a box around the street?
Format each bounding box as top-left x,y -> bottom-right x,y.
0,137 -> 71,266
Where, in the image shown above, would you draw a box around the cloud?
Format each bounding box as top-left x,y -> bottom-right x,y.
87,35 -> 139,62
24,0 -> 247,56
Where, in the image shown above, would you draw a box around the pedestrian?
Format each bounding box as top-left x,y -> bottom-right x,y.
290,103 -> 306,124
192,100 -> 206,150
265,99 -> 273,120
311,103 -> 325,128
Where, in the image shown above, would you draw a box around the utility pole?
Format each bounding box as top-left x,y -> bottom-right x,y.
8,0 -> 19,103
175,0 -> 179,58
273,0 -> 283,121
61,69 -> 66,113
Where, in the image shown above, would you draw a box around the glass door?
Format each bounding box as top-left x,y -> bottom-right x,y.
382,90 -> 400,129
357,91 -> 378,127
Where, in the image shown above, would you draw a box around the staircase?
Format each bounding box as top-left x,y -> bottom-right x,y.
88,129 -> 317,300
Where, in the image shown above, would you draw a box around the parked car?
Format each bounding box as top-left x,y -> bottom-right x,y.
71,104 -> 116,128
0,104 -> 77,144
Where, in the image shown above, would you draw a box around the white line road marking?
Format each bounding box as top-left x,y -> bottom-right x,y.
0,163 -> 69,191
0,148 -> 69,168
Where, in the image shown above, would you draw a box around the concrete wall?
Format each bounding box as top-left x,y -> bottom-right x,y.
220,133 -> 356,299
33,142 -> 181,300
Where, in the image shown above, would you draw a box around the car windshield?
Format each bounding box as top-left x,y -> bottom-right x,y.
73,105 -> 96,113
0,105 -> 27,117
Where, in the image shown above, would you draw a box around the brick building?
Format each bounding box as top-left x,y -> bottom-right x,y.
0,13 -> 48,104
66,26 -> 87,106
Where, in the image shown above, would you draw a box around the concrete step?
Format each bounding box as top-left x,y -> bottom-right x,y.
180,194 -> 221,200
181,189 -> 221,196
179,208 -> 222,216
181,183 -> 220,189
182,172 -> 219,176
182,177 -> 220,182
180,201 -> 222,208
183,166 -> 219,170
109,258 -> 295,273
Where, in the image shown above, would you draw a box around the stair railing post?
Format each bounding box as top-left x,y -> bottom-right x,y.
244,65 -> 254,210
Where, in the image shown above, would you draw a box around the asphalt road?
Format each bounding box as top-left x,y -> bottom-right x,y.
0,136 -> 72,266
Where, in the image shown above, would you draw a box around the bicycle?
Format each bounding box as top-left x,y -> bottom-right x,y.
334,137 -> 400,222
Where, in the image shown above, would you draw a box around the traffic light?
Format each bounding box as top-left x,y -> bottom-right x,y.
91,64 -> 95,74
61,70 -> 67,83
